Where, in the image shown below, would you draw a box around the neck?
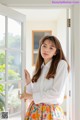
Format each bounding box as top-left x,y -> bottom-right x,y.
44,59 -> 51,65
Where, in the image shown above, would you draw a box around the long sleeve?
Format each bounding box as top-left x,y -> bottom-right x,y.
26,82 -> 33,93
33,60 -> 68,104
26,70 -> 35,93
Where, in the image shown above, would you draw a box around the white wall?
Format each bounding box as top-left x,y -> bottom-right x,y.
57,9 -> 67,57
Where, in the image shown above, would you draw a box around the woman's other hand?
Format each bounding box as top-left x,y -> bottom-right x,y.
24,69 -> 31,85
20,92 -> 33,100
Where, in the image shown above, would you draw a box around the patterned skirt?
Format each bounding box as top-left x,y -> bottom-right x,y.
25,101 -> 65,120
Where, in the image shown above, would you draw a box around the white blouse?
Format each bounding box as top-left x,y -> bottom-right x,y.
26,60 -> 69,105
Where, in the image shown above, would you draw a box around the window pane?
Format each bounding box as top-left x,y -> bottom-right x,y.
0,15 -> 5,47
8,18 -> 21,49
8,82 -> 21,119
0,50 -> 5,81
0,84 -> 5,111
8,51 -> 21,81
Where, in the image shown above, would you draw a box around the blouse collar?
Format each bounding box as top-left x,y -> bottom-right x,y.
41,59 -> 52,69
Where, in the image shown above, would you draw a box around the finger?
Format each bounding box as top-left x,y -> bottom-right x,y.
24,71 -> 28,78
24,69 -> 27,74
24,69 -> 28,71
24,69 -> 28,73
25,70 -> 29,75
20,96 -> 23,99
24,69 -> 28,74
20,93 -> 24,99
20,95 -> 23,99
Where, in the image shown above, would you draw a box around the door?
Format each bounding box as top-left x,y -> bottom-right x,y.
66,8 -> 71,120
56,8 -> 71,120
0,4 -> 26,120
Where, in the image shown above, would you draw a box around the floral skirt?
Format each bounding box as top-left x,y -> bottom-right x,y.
25,101 -> 65,120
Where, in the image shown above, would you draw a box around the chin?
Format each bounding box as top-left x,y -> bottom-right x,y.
42,56 -> 48,59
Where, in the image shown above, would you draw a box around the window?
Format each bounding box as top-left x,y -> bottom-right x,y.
0,15 -> 22,118
0,4 -> 26,119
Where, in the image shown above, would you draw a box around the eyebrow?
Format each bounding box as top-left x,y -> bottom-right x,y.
43,43 -> 55,47
43,43 -> 47,45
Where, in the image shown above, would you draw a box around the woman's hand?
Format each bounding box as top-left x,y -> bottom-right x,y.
20,92 -> 33,100
24,69 -> 31,85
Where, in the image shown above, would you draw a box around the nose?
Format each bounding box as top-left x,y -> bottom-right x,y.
44,47 -> 49,53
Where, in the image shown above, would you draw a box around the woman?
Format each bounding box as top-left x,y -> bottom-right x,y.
20,35 -> 70,120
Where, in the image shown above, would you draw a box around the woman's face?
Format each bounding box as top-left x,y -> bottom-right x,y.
41,39 -> 57,64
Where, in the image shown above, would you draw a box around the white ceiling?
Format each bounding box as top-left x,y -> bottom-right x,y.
0,0 -> 70,7
0,0 -> 55,6
14,8 -> 66,21
0,0 -> 50,5
0,0 -> 66,21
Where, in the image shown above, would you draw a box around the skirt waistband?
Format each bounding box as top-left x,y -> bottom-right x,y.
32,101 -> 59,107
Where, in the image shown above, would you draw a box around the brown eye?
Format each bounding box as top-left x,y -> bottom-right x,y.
50,47 -> 53,50
42,44 -> 46,48
43,45 -> 46,48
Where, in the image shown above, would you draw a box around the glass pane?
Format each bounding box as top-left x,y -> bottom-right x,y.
0,15 -> 5,47
0,84 -> 5,111
8,51 -> 21,81
8,18 -> 21,49
0,50 -> 5,81
8,82 -> 21,119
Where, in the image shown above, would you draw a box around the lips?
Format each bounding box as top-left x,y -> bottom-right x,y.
43,53 -> 48,55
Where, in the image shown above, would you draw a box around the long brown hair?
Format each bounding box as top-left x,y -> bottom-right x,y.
32,35 -> 70,83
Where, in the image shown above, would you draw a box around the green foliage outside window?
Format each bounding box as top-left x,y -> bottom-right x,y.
0,34 -> 21,111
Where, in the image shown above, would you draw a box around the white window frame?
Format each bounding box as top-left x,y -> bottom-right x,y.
0,3 -> 26,120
